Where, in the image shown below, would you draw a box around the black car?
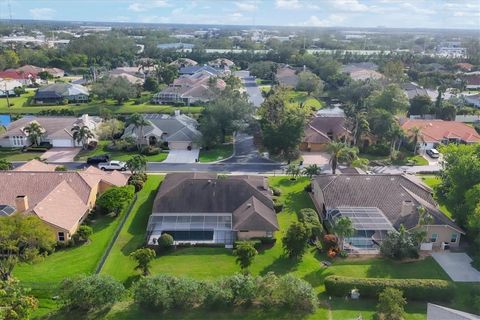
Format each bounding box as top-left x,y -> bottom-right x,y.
86,154 -> 110,165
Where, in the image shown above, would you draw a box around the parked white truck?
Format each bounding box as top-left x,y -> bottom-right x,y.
98,160 -> 128,171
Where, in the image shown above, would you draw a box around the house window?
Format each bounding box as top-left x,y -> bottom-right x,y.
12,135 -> 23,146
266,231 -> 273,237
430,233 -> 438,243
58,232 -> 65,242
239,230 -> 249,233
450,233 -> 458,243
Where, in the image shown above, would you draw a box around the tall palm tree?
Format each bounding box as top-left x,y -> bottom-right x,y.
327,141 -> 358,174
22,121 -> 45,147
409,126 -> 422,155
333,216 -> 354,251
71,125 -> 94,149
128,113 -> 149,150
302,164 -> 321,179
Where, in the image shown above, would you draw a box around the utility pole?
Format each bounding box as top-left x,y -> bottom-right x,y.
4,82 -> 10,108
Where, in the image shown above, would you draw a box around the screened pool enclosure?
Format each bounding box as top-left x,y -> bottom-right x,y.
326,207 -> 395,250
147,213 -> 235,245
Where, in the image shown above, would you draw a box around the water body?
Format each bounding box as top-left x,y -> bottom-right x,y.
0,114 -> 11,126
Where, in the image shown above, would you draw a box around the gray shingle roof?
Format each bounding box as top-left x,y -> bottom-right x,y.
315,174 -> 463,233
152,173 -> 278,231
35,83 -> 89,99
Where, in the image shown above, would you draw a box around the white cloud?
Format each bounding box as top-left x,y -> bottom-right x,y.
330,0 -> 368,12
235,1 -> 257,11
29,8 -> 56,20
303,14 -> 346,27
128,1 -> 170,12
401,2 -> 436,15
275,0 -> 302,9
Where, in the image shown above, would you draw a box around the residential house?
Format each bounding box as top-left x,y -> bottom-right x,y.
275,65 -> 300,88
465,94 -> 480,108
8,65 -> 64,78
300,116 -> 350,152
0,70 -> 34,86
109,67 -> 146,79
169,58 -> 198,68
152,70 -> 226,105
311,174 -> 464,252
400,119 -> 480,151
179,65 -> 226,76
109,73 -> 144,85
0,78 -> 23,97
0,114 -> 101,148
122,112 -> 201,150
402,82 -> 437,100
0,163 -> 129,241
208,58 -> 235,69
465,74 -> 480,90
147,173 -> 279,246
34,83 -> 89,104
342,62 -> 384,81
455,63 -> 475,72
427,303 -> 480,320
316,106 -> 345,118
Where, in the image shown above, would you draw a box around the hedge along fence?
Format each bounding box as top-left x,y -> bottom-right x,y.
324,275 -> 454,302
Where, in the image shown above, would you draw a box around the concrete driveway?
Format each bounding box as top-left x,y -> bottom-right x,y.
163,149 -> 199,163
222,132 -> 274,164
301,152 -> 330,166
41,148 -> 81,163
432,252 -> 480,282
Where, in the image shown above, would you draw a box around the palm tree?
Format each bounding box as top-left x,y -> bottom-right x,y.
286,164 -> 301,180
22,121 -> 45,146
333,216 -> 354,251
327,141 -> 358,174
71,125 -> 94,149
302,164 -> 321,178
409,127 -> 422,155
417,206 -> 434,243
128,113 -> 149,150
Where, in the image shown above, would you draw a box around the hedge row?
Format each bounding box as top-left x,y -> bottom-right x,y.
324,275 -> 454,302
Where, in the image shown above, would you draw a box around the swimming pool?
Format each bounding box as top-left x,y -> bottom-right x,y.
0,114 -> 11,126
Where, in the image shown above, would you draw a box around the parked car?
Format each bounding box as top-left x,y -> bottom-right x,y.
98,160 -> 127,171
87,154 -> 110,165
426,148 -> 440,159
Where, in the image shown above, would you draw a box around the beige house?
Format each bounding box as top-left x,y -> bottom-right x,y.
311,174 -> 464,252
0,161 -> 129,241
147,173 -> 279,247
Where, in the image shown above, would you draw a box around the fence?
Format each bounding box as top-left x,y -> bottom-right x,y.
94,193 -> 138,274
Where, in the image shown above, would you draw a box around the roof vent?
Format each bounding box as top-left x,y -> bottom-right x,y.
246,203 -> 252,208
207,179 -> 212,184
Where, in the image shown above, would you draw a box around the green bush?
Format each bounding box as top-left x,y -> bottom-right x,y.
128,176 -> 144,192
60,275 -> 125,311
298,208 -> 323,239
157,233 -> 174,249
363,144 -> 390,156
96,185 -> 135,215
274,202 -> 284,213
276,274 -> 318,312
324,275 -> 454,302
250,237 -> 276,245
133,274 -> 174,311
169,277 -> 204,310
141,146 -> 160,155
272,187 -> 282,196
234,240 -> 261,249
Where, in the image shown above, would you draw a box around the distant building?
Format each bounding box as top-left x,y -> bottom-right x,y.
157,43 -> 195,50
402,82 -> 437,100
342,63 -> 384,81
169,58 -> 198,68
465,94 -> 480,108
34,83 -> 89,104
275,65 -> 300,88
179,65 -> 226,76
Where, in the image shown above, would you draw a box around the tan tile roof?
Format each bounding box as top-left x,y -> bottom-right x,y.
401,119 -> 480,143
33,180 -> 88,231
79,166 -> 130,187
14,159 -> 58,172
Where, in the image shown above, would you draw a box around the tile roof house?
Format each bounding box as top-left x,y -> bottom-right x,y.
179,65 -> 224,76
152,69 -> 226,105
169,58 -> 198,68
147,173 -> 278,246
14,159 -> 58,171
455,63 -> 475,72
109,73 -> 144,85
402,82 -> 437,100
465,74 -> 480,89
400,119 -> 480,151
311,174 -> 464,252
300,116 -> 350,152
342,63 -> 384,81
208,58 -> 235,68
275,65 -> 300,88
0,114 -> 101,148
0,162 -> 129,241
34,83 -> 89,104
122,112 -> 202,150
0,70 -> 35,85
0,78 -> 23,97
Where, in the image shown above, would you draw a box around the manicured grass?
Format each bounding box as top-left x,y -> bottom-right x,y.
198,144 -> 233,162
74,140 -> 168,162
420,175 -> 453,218
360,153 -> 429,166
0,91 -> 203,115
0,148 -> 44,161
285,90 -> 323,110
95,176 -> 451,320
101,176 -> 163,281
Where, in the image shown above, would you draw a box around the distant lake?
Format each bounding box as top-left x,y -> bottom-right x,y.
0,114 -> 11,126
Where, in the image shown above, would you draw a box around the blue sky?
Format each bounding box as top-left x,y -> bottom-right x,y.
1,0 -> 479,29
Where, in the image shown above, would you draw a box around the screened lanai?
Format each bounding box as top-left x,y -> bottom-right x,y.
326,207 -> 395,250
146,213 -> 235,245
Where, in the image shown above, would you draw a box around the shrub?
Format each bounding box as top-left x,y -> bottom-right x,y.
324,275 -> 454,302
203,281 -> 234,309
471,255 -> 480,271
0,159 -> 13,170
158,233 -> 174,250
304,184 -> 312,192
60,275 -> 125,311
377,287 -> 406,320
222,274 -> 257,306
272,187 -> 282,196
250,237 -> 276,245
274,202 -> 284,213
96,185 -> 135,216
233,241 -> 258,271
128,176 -> 144,192
169,277 -> 204,310
141,146 -> 160,156
380,226 -> 420,260
276,274 -> 318,312
282,222 -> 311,260
133,275 -> 174,311
323,234 -> 339,252
73,225 -> 93,243
298,208 -> 323,239
363,143 -> 390,156
55,165 -> 67,172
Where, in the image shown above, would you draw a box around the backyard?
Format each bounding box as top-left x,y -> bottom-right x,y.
285,90 -> 323,110
74,140 -> 168,162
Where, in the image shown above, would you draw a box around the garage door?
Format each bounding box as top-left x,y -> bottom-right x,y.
169,141 -> 191,150
51,139 -> 74,147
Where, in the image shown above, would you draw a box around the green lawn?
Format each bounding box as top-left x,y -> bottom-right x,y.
0,91 -> 203,115
0,148 -> 44,161
285,90 -> 323,110
198,144 -> 233,162
14,201 -> 134,318
420,175 -> 453,218
360,153 -> 429,166
74,140 -> 168,162
93,176 -> 453,320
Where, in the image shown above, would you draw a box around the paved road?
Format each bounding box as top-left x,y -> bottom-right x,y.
222,132 -> 275,164
372,164 -> 441,174
235,70 -> 264,107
